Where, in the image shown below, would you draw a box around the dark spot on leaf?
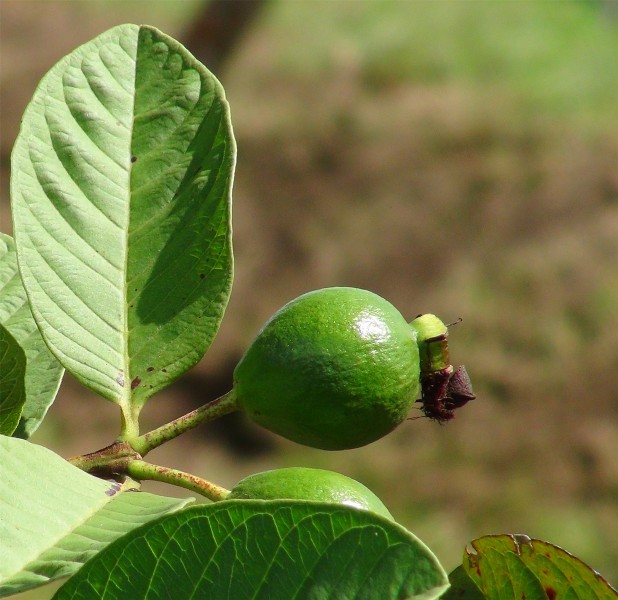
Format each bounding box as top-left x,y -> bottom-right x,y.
131,156 -> 137,163
147,367 -> 154,372
105,483 -> 121,497
200,273 -> 205,279
545,588 -> 556,600
162,368 -> 167,373
131,377 -> 141,390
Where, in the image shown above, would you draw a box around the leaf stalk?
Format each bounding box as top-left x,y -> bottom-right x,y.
119,403 -> 141,441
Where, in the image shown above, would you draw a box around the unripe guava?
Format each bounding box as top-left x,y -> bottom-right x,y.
233,287 -> 420,450
228,467 -> 393,519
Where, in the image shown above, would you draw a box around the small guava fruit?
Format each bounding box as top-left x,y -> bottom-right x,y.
228,467 -> 393,519
233,287 -> 420,450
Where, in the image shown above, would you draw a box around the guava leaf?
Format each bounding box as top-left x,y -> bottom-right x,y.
0,233 -> 64,438
11,24 -> 235,411
460,534 -> 617,600
0,325 -> 26,435
53,500 -> 450,600
0,436 -> 192,597
442,565 -> 484,600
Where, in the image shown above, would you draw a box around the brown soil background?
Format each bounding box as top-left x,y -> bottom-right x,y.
2,1 -> 618,594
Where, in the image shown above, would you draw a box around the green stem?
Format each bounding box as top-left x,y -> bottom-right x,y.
131,390 -> 239,457
126,460 -> 230,502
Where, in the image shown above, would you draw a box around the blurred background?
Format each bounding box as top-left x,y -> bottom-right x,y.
2,0 -> 618,595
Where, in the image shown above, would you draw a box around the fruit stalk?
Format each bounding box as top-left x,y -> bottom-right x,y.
131,390 -> 239,456
126,460 -> 231,502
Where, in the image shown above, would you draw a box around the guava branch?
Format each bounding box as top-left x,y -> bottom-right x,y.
68,440 -> 141,475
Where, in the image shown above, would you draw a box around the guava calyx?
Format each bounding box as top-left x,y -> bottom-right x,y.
410,314 -> 475,422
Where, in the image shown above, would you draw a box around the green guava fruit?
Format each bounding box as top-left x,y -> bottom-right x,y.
233,287 -> 420,450
227,467 -> 393,519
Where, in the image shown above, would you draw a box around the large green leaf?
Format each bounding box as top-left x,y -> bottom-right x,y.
54,500 -> 449,600
0,324 -> 26,435
0,233 -> 64,438
460,534 -> 618,600
11,24 -> 235,412
0,436 -> 192,597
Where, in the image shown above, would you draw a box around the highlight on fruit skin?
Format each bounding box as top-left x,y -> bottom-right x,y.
227,467 -> 393,520
233,287 -> 421,450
